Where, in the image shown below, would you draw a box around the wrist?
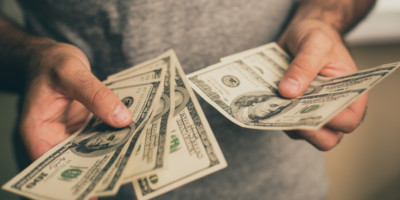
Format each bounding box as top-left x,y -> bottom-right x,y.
293,4 -> 347,34
291,0 -> 375,35
0,18 -> 57,67
16,36 -> 59,85
0,18 -> 60,91
278,19 -> 343,56
13,36 -> 58,66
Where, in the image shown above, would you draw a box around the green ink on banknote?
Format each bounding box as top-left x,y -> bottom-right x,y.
61,169 -> 82,180
300,105 -> 320,114
170,135 -> 180,153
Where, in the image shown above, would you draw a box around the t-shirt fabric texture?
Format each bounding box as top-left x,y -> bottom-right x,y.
17,0 -> 329,199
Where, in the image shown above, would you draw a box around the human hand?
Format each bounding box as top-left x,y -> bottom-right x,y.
19,41 -> 132,160
277,19 -> 368,151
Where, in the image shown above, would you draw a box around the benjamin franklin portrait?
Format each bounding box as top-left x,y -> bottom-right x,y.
231,91 -> 298,124
70,122 -> 135,157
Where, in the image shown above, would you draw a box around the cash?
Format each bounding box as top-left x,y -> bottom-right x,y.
2,50 -> 227,200
3,43 -> 399,200
187,42 -> 400,130
1,80 -> 160,200
131,53 -> 227,200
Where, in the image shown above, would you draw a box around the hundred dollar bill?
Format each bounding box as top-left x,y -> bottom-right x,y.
302,63 -> 400,96
283,60 -> 399,97
221,42 -> 290,65
132,52 -> 227,200
220,42 -> 332,90
94,79 -> 166,196
96,69 -> 166,196
121,52 -> 176,182
188,52 -> 400,130
104,66 -> 165,88
95,52 -> 174,196
107,53 -> 171,81
229,89 -> 365,129
222,43 -> 290,88
320,62 -> 399,84
2,81 -> 163,200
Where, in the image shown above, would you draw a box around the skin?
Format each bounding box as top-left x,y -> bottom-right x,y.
0,20 -> 132,160
0,0 -> 375,162
278,0 -> 375,150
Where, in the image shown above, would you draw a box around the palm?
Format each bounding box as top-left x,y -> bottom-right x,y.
20,81 -> 89,160
18,43 -> 132,161
278,19 -> 368,150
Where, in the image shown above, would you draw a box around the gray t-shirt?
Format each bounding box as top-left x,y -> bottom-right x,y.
17,0 -> 329,199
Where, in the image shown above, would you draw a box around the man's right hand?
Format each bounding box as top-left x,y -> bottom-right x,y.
19,42 -> 132,160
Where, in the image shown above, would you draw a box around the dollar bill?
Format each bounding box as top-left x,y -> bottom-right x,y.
106,53 -> 171,81
94,53 -> 171,196
94,79 -> 165,196
121,51 -> 176,182
7,44 -> 397,200
104,66 -> 165,88
304,66 -> 398,96
229,89 -> 366,129
2,81 -> 162,200
220,42 -> 332,90
2,50 -> 226,200
132,51 -> 227,200
187,43 -> 400,130
220,42 -> 291,66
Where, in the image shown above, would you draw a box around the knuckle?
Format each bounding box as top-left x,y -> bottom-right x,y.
317,134 -> 343,151
74,70 -> 95,91
290,59 -> 315,79
342,122 -> 358,133
310,31 -> 334,48
90,85 -> 114,109
303,131 -> 342,151
316,141 -> 337,151
55,56 -> 84,75
285,131 -> 303,140
51,56 -> 89,85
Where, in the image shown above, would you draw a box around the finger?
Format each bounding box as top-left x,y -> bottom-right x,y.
325,93 -> 368,133
21,118 -> 72,160
278,41 -> 326,98
57,57 -> 132,128
64,100 -> 90,133
285,130 -> 304,140
296,128 -> 344,151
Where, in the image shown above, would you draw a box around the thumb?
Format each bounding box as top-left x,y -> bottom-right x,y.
58,57 -> 132,128
278,43 -> 325,98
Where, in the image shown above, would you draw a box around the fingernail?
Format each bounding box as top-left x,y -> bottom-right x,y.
280,77 -> 299,96
112,104 -> 131,125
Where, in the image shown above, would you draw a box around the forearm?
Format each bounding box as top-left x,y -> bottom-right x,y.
292,0 -> 376,34
0,17 -> 56,92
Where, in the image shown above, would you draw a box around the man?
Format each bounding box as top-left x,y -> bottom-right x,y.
0,0 -> 374,199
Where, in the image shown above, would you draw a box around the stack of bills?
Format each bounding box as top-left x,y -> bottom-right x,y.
187,42 -> 400,130
3,43 -> 399,200
2,50 -> 227,200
